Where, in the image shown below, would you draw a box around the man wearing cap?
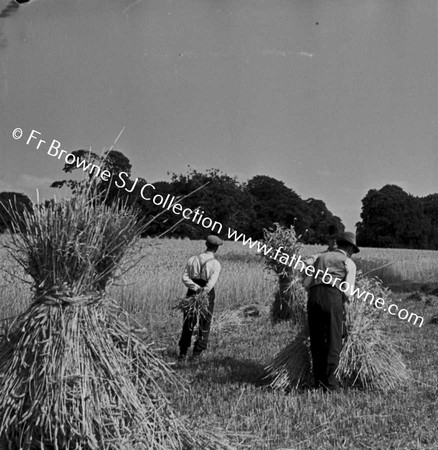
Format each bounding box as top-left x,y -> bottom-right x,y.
304,231 -> 359,391
178,234 -> 223,361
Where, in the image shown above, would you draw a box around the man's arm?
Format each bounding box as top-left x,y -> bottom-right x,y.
204,260 -> 221,293
344,259 -> 357,301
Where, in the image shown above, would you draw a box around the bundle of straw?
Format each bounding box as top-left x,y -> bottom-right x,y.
211,309 -> 244,334
272,277 -> 307,324
265,273 -> 410,391
261,223 -> 303,278
335,274 -> 409,390
262,224 -> 307,323
210,304 -> 269,334
173,290 -> 211,334
0,191 -> 232,449
173,291 -> 210,317
264,325 -> 312,391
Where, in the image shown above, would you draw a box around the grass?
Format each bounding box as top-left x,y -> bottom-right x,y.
1,237 -> 438,449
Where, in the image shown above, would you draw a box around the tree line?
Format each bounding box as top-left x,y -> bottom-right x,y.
356,184 -> 438,249
1,150 -> 437,249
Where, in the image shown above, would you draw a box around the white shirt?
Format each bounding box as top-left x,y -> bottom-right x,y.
182,251 -> 221,293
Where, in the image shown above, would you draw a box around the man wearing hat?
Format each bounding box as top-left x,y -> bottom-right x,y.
178,234 -> 223,361
305,231 -> 359,391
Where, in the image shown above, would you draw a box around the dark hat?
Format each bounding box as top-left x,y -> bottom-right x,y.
336,231 -> 359,253
206,235 -> 223,246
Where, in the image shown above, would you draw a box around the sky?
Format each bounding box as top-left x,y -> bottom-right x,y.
0,0 -> 437,231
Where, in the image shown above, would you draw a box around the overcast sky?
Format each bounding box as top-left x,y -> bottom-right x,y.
0,0 -> 437,231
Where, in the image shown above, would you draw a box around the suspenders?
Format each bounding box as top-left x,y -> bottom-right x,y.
196,254 -> 215,281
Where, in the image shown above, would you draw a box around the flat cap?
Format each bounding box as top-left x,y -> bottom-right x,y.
206,235 -> 223,246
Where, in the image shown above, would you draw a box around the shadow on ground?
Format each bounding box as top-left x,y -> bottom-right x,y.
172,355 -> 268,386
209,356 -> 268,385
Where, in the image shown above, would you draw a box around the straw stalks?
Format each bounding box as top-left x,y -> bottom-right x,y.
262,224 -> 306,323
271,277 -> 307,324
335,273 -> 410,390
265,273 -> 410,392
211,304 -> 269,334
264,325 -> 312,391
0,190 -> 233,449
211,309 -> 245,334
173,291 -> 211,335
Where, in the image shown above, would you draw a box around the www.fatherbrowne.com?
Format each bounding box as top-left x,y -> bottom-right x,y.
227,228 -> 424,328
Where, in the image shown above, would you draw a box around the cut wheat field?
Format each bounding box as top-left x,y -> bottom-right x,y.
1,237 -> 438,449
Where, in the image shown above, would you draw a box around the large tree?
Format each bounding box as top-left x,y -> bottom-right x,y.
244,175 -> 310,239
51,149 -> 133,205
304,198 -> 344,244
421,194 -> 438,249
163,168 -> 255,238
357,185 -> 431,249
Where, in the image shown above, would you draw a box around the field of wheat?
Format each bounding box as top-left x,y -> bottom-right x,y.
1,237 -> 438,449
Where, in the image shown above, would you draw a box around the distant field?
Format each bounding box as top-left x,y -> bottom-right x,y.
1,237 -> 438,449
301,244 -> 438,287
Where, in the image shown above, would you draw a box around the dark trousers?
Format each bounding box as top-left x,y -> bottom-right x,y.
178,279 -> 215,355
307,284 -> 344,390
